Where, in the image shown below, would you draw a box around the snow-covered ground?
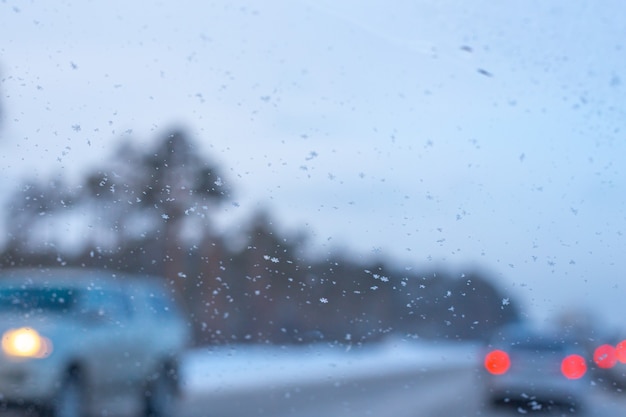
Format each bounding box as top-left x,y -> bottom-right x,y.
181,338 -> 481,395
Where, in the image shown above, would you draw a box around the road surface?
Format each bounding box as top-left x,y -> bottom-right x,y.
179,366 -> 626,417
3,359 -> 625,416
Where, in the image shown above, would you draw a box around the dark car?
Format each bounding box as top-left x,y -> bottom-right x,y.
481,325 -> 589,412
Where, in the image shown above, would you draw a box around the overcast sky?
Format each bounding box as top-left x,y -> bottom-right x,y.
1,0 -> 626,328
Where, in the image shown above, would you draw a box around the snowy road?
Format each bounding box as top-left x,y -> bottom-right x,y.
180,339 -> 478,395
180,367 -> 468,417
178,339 -> 478,417
180,366 -> 626,417
179,341 -> 626,417
4,340 -> 626,416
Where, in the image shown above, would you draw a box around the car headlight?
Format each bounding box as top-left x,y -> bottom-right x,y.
1,327 -> 53,359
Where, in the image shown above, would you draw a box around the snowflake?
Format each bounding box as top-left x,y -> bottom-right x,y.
319,297 -> 328,304
373,274 -> 389,282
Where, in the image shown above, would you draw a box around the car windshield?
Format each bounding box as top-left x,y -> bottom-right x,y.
0,288 -> 78,313
2,1 -> 626,416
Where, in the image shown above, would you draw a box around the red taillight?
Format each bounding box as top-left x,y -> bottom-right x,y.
594,344 -> 617,369
484,349 -> 510,375
561,354 -> 587,379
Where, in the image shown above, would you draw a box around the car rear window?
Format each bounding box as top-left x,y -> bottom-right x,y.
510,340 -> 566,353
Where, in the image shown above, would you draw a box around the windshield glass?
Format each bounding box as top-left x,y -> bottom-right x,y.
2,1 -> 626,416
0,288 -> 78,313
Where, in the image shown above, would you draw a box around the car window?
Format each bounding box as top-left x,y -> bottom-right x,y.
510,340 -> 565,353
145,293 -> 175,317
81,288 -> 131,321
130,288 -> 176,318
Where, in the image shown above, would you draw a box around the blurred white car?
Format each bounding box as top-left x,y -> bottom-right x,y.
482,325 -> 589,412
0,268 -> 191,417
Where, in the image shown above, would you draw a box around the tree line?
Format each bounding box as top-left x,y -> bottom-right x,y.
0,128 -> 520,345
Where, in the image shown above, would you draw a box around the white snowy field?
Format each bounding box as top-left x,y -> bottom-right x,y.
180,338 -> 481,395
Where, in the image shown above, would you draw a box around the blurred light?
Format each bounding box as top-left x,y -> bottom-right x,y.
615,340 -> 626,364
594,344 -> 617,369
561,354 -> 587,379
484,349 -> 510,375
1,328 -> 53,359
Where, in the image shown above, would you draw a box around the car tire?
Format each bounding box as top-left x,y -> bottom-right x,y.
48,368 -> 86,417
143,363 -> 177,417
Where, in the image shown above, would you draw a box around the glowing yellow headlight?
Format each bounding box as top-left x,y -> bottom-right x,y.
2,328 -> 53,358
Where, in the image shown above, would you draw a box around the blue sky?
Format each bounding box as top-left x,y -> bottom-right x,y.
1,0 -> 626,328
